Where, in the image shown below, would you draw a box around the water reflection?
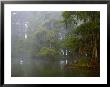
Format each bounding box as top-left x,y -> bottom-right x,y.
11,57 -> 99,77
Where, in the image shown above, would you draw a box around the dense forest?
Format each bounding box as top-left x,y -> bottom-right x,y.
11,11 -> 100,77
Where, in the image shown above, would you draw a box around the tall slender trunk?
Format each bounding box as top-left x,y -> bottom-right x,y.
92,34 -> 98,63
94,36 -> 98,59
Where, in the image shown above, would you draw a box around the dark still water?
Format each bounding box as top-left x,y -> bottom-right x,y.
11,57 -> 100,77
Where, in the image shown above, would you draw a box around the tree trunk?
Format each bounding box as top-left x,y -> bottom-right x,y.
91,34 -> 98,64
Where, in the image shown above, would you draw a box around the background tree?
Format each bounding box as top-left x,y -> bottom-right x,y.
62,11 -> 100,65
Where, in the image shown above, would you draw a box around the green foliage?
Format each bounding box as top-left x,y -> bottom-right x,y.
62,11 -> 100,60
62,11 -> 100,22
61,36 -> 80,52
75,21 -> 99,34
38,47 -> 60,58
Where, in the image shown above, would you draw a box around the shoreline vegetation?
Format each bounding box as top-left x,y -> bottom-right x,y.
65,63 -> 99,69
